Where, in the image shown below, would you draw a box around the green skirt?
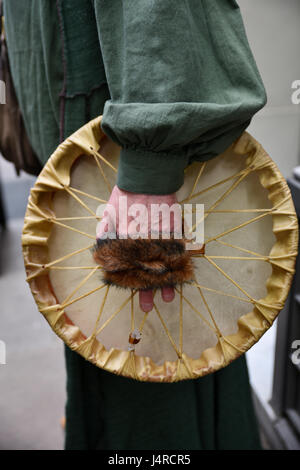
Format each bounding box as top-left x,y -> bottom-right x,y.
64,347 -> 261,450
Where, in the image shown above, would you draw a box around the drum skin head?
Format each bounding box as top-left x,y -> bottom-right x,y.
22,116 -> 298,382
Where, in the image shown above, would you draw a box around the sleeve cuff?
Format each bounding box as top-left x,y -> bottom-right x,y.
117,147 -> 189,195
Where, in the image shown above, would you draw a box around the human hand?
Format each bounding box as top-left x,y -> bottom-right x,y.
94,185 -> 193,312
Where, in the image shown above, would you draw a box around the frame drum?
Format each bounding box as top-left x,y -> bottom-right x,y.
22,116 -> 298,382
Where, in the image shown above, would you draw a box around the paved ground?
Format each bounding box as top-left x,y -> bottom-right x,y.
0,217 -> 66,450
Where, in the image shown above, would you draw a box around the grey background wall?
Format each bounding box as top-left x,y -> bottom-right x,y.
240,0 -> 300,177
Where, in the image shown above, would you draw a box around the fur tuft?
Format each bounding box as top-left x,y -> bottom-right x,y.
93,237 -> 195,290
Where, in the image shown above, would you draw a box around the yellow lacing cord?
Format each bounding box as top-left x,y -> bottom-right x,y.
90,285 -> 110,337
190,167 -> 253,233
71,285 -> 110,358
181,149 -> 266,206
68,186 -> 107,204
199,255 -> 268,261
221,336 -> 246,354
39,282 -> 106,315
180,167 -> 248,204
26,243 -> 96,281
139,311 -> 150,333
90,147 -> 117,173
197,255 -> 296,273
204,255 -> 272,325
214,238 -> 298,261
49,265 -> 103,270
153,302 -> 181,359
185,207 -> 294,214
60,266 -> 98,306
60,284 -> 106,310
174,287 -> 217,333
204,255 -> 255,302
194,283 -> 245,355
46,244 -> 94,268
95,290 -> 137,336
188,162 -> 207,199
55,216 -> 101,221
135,288 -> 157,333
195,284 -> 245,355
206,209 -> 294,214
28,200 -> 52,219
179,284 -> 183,356
194,283 -> 222,336
47,218 -> 95,240
174,285 -> 193,378
127,290 -> 140,375
64,185 -> 97,217
204,194 -> 291,245
92,153 -> 112,193
203,168 -> 253,220
130,290 -> 135,331
191,281 -> 252,304
214,239 -> 265,257
205,208 -> 285,245
29,200 -> 95,240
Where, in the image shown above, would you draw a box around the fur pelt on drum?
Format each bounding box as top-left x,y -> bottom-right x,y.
93,236 -> 195,290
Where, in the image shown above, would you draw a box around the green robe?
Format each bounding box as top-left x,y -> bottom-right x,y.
4,0 -> 265,449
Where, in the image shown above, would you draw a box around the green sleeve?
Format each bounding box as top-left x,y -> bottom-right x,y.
94,0 -> 266,195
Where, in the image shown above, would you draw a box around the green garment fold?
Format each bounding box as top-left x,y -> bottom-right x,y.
65,348 -> 261,450
5,0 -> 266,194
4,0 -> 262,449
94,0 -> 266,194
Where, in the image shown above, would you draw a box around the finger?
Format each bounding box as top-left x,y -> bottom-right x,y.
161,286 -> 175,303
139,289 -> 154,312
96,215 -> 109,239
96,209 -> 116,240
